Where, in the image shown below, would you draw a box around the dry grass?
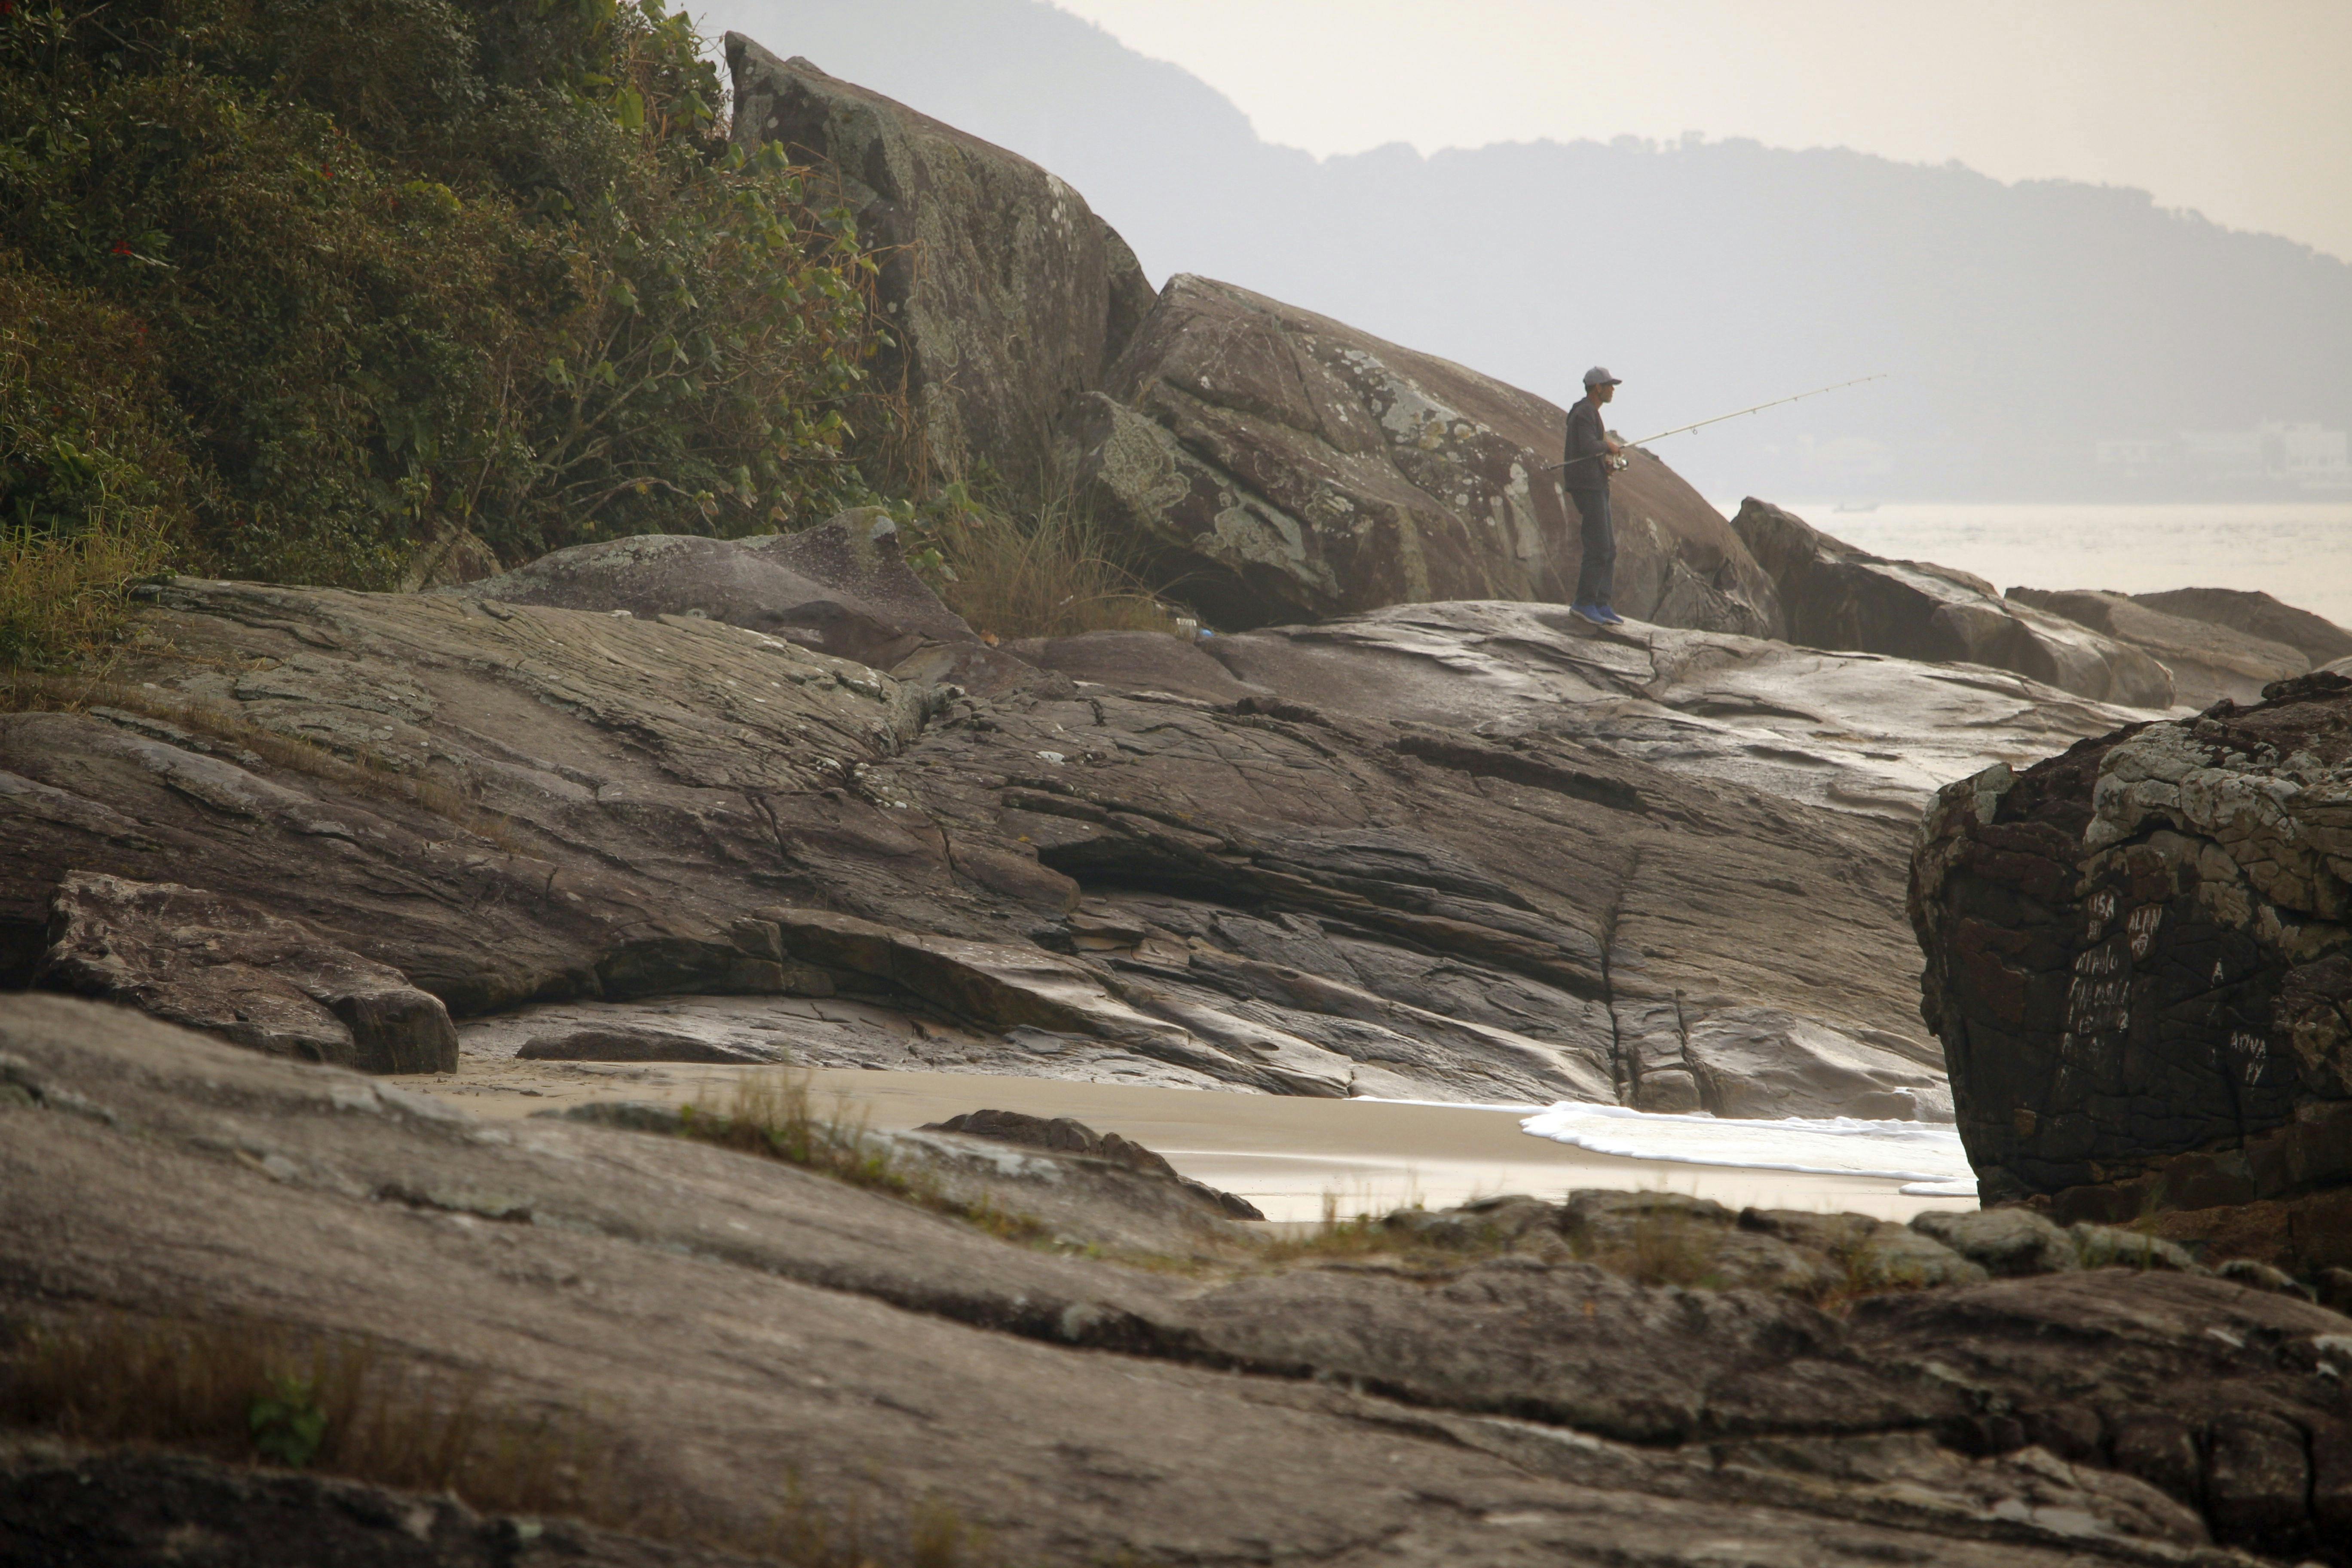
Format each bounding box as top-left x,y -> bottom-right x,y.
0,1315 -> 610,1520
0,520 -> 173,673
1259,1188 -> 1525,1271
0,668 -> 524,853
678,1072 -> 1046,1245
922,490 -> 1178,643
1570,1210 -> 1730,1290
0,1313 -> 1012,1566
1260,1194 -> 1742,1290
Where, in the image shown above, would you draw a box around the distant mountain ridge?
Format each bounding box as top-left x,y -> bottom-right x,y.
705,0 -> 2352,501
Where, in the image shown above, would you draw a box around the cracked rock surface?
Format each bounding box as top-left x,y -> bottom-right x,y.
1911,671 -> 2352,1272
1074,273 -> 1783,634
0,538 -> 2163,1113
10,995 -> 2352,1565
39,870 -> 457,1073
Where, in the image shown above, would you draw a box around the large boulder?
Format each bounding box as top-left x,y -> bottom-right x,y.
37,871 -> 457,1073
1730,499 -> 2174,708
0,578 -> 938,1017
1910,671 -> 2352,1272
1076,275 -> 1783,634
2134,586 -> 2352,668
725,37 -> 1154,495
2008,585 -> 2307,709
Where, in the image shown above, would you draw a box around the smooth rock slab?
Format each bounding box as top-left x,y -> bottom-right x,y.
1731,499 -> 2174,708
2009,585 -> 2307,709
0,1440 -> 770,1568
462,512 -> 1048,697
1197,597 -> 2161,819
38,871 -> 456,1073
2134,586 -> 2352,668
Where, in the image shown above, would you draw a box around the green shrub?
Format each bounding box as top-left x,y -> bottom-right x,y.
0,0 -> 894,606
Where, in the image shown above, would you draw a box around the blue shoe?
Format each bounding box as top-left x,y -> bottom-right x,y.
1569,603 -> 1605,625
1594,606 -> 1626,626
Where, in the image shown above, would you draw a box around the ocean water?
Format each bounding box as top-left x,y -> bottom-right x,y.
1713,502 -> 2352,634
1520,1102 -> 1978,1198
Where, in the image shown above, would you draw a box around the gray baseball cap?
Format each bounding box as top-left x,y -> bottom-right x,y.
1583,366 -> 1622,388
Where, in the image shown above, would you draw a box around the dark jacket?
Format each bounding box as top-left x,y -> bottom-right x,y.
1562,395 -> 1613,492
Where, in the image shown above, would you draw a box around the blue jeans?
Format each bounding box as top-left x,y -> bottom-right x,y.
1570,487 -> 1615,607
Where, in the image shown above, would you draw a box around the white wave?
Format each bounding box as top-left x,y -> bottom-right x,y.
1899,1177 -> 1983,1198
1519,1101 -> 1976,1192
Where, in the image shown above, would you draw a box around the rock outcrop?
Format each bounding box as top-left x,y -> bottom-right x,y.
723,45 -> 1789,643
2009,585 -> 2308,708
2135,586 -> 2352,669
461,509 -> 1046,695
919,1107 -> 1266,1217
9,994 -> 2351,1565
1194,597 -> 2154,821
725,37 -> 1154,495
1078,275 -> 1783,633
37,872 -> 457,1073
1911,671 -> 2352,1273
5,551 -> 2173,1115
1731,499 -> 2174,708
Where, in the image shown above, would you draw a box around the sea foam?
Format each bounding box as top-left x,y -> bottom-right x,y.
1519,1102 -> 1977,1197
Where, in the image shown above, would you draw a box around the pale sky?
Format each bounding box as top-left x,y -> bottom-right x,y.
1050,0 -> 2352,262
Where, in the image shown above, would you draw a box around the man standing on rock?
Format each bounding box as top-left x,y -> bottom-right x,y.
1561,367 -> 1627,625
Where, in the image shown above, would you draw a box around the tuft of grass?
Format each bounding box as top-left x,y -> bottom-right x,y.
0,1314 -> 609,1520
678,1072 -> 1046,1244
0,1313 -> 1014,1566
1569,1209 -> 1729,1290
1259,1186 -> 1529,1271
0,524 -> 174,674
682,1072 -> 914,1194
903,481 -> 1179,643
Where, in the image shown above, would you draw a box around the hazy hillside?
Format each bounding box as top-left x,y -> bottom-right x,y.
702,0 -> 2352,502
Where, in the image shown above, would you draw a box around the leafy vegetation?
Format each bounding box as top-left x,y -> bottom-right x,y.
0,0 -> 894,655
0,0 -> 1198,681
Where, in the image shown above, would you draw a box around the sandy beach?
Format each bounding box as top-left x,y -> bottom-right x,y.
413,1055 -> 1978,1224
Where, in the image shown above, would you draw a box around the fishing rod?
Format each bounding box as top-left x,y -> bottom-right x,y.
1545,374 -> 1887,472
